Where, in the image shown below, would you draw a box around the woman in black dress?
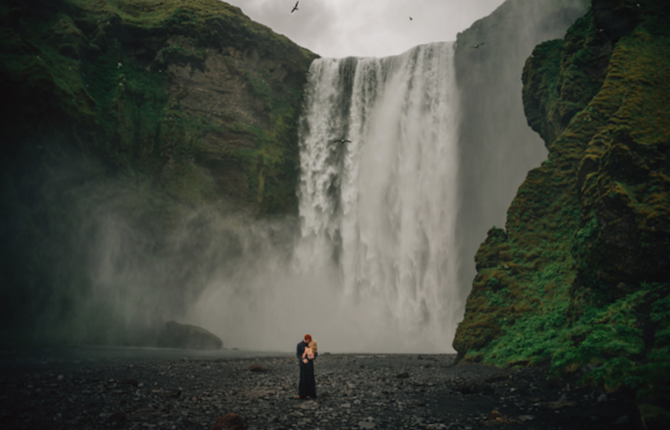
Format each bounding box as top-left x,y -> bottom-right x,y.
297,334 -> 317,399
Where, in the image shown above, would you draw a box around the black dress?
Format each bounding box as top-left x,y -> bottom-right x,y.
297,341 -> 317,398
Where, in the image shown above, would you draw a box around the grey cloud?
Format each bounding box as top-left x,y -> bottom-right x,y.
223,0 -> 506,58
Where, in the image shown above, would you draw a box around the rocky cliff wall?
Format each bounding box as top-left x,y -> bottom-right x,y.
453,0 -> 590,323
0,0 -> 316,344
1,0 -> 316,215
454,0 -> 670,423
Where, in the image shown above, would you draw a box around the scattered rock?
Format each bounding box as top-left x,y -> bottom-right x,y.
541,399 -> 577,410
485,410 -> 518,425
454,381 -> 480,395
546,376 -> 564,388
1,352 -> 640,430
484,375 -> 508,383
295,400 -> 319,410
210,413 -> 245,430
487,410 -> 504,421
509,379 -> 530,392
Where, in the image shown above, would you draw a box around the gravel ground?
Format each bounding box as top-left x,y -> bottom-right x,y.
0,349 -> 637,429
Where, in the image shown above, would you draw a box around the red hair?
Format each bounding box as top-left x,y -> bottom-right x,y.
304,334 -> 312,341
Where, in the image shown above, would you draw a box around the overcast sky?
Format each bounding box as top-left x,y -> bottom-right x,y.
222,0 -> 507,58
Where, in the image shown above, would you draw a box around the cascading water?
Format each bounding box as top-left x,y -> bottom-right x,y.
295,42 -> 461,352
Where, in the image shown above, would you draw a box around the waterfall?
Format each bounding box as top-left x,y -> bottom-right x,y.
295,42 -> 461,352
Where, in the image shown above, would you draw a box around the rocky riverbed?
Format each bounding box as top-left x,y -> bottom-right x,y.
0,349 -> 636,429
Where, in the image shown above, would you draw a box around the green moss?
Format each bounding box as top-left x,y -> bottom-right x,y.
467,283 -> 670,403
457,0 -> 670,417
1,0 -> 317,213
522,39 -> 564,145
81,46 -> 168,169
0,0 -> 316,344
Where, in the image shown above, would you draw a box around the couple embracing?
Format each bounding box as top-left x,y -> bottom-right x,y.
296,334 -> 317,399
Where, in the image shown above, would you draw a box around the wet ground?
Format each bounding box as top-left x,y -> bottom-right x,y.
0,347 -> 637,429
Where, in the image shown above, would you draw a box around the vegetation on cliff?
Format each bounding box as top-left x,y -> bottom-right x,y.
453,0 -> 589,310
0,0 -> 316,344
454,0 -> 670,424
1,0 -> 316,214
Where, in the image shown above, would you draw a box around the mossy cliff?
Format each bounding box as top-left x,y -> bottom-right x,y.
453,0 -> 589,316
454,0 -> 670,422
0,0 -> 316,344
1,0 -> 316,214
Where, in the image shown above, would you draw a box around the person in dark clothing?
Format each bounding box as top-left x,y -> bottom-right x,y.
296,334 -> 317,399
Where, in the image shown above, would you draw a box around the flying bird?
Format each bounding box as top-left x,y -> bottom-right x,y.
471,42 -> 485,48
291,1 -> 299,13
329,138 -> 351,145
409,17 -> 413,21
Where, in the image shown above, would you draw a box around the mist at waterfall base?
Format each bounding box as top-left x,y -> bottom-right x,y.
190,42 -> 461,354
1,0 -> 591,354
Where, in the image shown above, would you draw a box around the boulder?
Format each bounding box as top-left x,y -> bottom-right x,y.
107,412 -> 126,424
592,0 -> 640,43
248,364 -> 267,372
210,413 -> 245,430
157,321 -> 223,350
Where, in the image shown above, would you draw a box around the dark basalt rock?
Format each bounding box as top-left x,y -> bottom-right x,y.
248,364 -> 267,372
592,0 -> 640,43
210,413 -> 246,430
157,321 -> 222,350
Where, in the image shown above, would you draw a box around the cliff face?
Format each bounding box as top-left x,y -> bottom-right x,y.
1,0 -> 316,214
0,0 -> 315,344
453,0 -> 589,310
454,0 -> 670,422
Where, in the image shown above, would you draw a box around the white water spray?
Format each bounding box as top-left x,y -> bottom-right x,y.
295,42 -> 461,352
187,43 -> 461,353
